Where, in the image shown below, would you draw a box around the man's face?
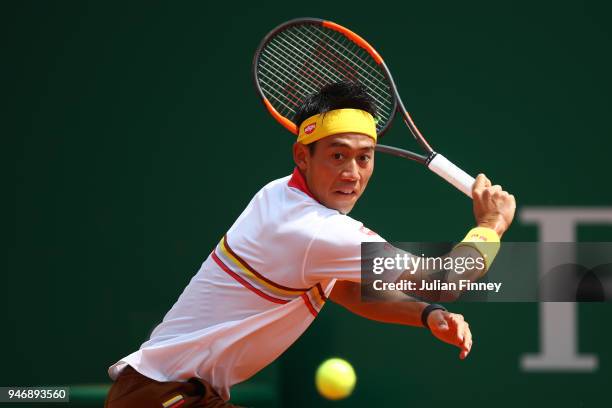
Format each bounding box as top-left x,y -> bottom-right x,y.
293,133 -> 375,214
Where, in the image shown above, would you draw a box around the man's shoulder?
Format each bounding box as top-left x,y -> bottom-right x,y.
259,174 -> 292,192
259,175 -> 372,231
325,213 -> 377,235
255,173 -> 335,215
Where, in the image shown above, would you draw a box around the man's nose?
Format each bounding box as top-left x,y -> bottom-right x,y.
340,159 -> 360,181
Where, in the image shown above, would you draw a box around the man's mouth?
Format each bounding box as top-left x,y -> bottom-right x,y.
334,189 -> 356,196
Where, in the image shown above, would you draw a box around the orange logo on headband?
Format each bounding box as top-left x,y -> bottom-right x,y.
304,123 -> 316,134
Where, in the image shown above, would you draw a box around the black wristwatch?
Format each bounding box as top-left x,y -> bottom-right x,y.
421,304 -> 447,329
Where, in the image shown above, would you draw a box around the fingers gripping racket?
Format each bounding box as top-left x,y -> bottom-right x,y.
252,17 -> 476,198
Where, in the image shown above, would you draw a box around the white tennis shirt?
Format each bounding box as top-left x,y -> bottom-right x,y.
108,168 -> 385,401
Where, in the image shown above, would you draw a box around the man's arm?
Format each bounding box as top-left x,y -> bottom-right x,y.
329,280 -> 473,359
395,173 -> 516,301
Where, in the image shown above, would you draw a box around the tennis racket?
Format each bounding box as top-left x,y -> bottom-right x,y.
252,17 -> 476,198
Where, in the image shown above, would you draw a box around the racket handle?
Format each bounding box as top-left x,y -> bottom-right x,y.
427,154 -> 475,198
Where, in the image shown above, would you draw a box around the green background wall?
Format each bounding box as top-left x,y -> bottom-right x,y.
5,1 -> 612,407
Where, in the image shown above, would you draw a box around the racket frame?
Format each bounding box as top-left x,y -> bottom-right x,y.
253,17 -> 476,196
252,18 -> 397,141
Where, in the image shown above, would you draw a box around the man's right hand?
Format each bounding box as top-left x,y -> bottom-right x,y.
472,174 -> 516,238
427,310 -> 473,360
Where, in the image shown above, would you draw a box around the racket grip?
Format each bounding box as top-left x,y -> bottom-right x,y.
427,154 -> 475,198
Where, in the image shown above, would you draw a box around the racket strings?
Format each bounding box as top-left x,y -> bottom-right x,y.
267,34 -> 340,103
260,42 -> 321,114
280,26 -> 393,116
298,25 -> 390,99
290,27 -> 393,121
276,35 -> 332,91
257,22 -> 394,133
260,46 -> 318,97
260,26 -> 392,117
266,37 -> 342,99
274,35 -> 350,103
286,29 -> 374,95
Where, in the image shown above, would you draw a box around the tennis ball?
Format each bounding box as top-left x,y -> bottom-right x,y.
315,357 -> 356,400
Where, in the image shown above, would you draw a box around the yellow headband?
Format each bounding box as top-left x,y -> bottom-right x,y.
297,108 -> 377,145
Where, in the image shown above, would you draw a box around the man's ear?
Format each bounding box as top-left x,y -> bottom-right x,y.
293,142 -> 309,171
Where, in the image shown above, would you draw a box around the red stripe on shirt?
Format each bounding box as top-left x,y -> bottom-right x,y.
212,251 -> 288,305
315,283 -> 328,302
223,235 -> 309,292
301,293 -> 318,317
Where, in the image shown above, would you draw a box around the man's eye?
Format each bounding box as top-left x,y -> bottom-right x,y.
359,155 -> 371,162
333,153 -> 344,160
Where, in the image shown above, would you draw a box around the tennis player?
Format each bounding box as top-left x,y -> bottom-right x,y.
105,81 -> 515,408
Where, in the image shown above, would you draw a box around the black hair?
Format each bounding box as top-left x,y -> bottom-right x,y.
294,81 -> 377,153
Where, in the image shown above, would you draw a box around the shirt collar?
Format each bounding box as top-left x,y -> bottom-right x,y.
287,167 -> 315,200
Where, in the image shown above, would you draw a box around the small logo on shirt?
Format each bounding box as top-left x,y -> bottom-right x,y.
304,123 -> 316,134
360,226 -> 378,236
383,242 -> 396,252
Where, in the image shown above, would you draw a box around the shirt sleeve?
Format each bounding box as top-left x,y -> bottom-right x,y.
303,213 -> 388,284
